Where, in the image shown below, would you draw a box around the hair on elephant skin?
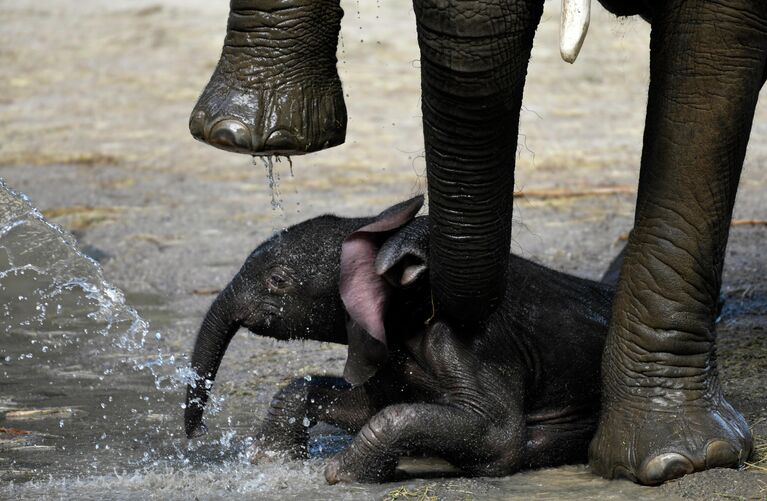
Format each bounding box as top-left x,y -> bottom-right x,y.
185,196 -> 616,483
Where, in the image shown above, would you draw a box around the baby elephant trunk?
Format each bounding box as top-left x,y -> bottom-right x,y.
184,283 -> 242,438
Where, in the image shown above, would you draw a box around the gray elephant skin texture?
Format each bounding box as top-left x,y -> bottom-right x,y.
185,197 -> 615,483
189,0 -> 765,484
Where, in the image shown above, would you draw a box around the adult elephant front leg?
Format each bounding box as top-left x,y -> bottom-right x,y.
414,0 -> 544,326
590,0 -> 767,485
189,0 -> 347,155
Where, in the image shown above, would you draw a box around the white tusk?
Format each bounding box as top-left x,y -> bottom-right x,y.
560,0 -> 591,63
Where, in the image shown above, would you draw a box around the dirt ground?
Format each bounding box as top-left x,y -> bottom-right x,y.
1,0 -> 766,499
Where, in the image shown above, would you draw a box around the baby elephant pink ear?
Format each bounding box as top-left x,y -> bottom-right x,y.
340,196 -> 424,385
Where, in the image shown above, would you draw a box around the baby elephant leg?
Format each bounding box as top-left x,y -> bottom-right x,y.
251,376 -> 383,462
525,417 -> 599,469
325,403 -> 525,484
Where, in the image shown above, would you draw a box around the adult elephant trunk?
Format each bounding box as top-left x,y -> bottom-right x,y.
414,0 -> 544,326
184,280 -> 242,438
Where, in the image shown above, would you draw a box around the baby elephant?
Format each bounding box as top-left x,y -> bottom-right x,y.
184,196 -> 615,483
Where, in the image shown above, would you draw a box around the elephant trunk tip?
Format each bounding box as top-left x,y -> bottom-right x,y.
186,421 -> 208,439
184,386 -> 209,439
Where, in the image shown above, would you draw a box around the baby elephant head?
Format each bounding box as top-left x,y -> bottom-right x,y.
184,196 -> 427,438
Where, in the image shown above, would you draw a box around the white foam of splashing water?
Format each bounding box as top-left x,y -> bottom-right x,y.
2,459 -> 354,501
0,179 -> 219,408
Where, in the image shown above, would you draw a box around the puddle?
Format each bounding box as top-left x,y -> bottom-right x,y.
0,181 -> 187,484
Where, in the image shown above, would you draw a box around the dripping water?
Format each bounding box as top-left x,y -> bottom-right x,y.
262,156 -> 281,211
251,155 -> 296,213
251,155 -> 283,212
272,155 -> 293,177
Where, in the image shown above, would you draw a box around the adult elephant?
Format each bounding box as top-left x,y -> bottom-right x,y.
189,0 -> 767,485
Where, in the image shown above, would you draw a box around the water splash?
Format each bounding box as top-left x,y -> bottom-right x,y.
0,181 -> 197,390
0,180 -> 233,481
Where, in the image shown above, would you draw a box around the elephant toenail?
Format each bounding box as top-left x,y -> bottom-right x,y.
705,440 -> 740,468
189,110 -> 207,140
208,119 -> 252,152
640,453 -> 694,485
264,129 -> 302,153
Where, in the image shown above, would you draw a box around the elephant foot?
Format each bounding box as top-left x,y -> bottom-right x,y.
189,0 -> 347,156
324,451 -> 398,484
589,366 -> 752,484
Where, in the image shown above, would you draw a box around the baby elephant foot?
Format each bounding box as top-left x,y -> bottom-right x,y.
324,450 -> 398,484
590,390 -> 752,485
189,0 -> 347,156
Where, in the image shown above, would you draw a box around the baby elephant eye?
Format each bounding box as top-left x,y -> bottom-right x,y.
267,271 -> 290,293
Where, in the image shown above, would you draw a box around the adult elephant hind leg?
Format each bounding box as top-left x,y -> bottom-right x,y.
189,0 -> 347,156
589,0 -> 767,485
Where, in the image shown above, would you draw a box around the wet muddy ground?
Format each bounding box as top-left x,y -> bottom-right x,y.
1,0 -> 766,499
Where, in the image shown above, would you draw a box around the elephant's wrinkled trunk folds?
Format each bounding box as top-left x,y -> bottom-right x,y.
185,281 -> 242,438
415,0 -> 544,327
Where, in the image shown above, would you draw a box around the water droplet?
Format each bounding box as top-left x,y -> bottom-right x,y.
261,156 -> 282,211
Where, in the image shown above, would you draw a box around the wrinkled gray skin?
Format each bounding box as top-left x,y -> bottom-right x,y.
189,0 -> 347,155
190,0 -> 766,484
185,197 -> 615,483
